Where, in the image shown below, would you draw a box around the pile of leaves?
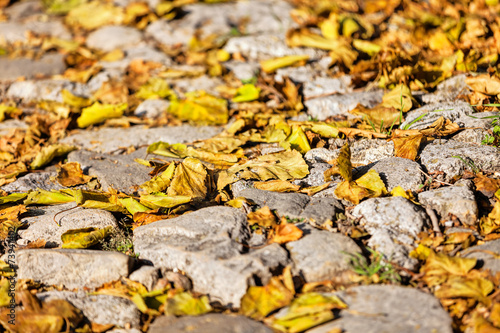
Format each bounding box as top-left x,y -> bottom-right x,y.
0,0 -> 499,332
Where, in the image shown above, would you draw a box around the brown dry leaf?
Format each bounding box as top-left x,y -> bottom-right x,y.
254,180 -> 301,193
351,104 -> 401,129
0,204 -> 27,221
466,74 -> 500,96
474,174 -> 500,198
338,128 -> 389,139
299,183 -> 331,196
419,117 -> 461,137
391,134 -> 424,160
247,206 -> 277,229
166,158 -> 208,200
55,162 -> 93,187
271,220 -> 304,244
93,80 -> 129,105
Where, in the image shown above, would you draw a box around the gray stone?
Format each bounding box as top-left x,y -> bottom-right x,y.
350,139 -> 395,165
420,140 -> 500,180
462,239 -> 500,274
286,224 -> 361,282
7,79 -> 89,103
452,128 -> 491,145
68,149 -> 152,194
400,101 -> 474,130
86,26 -> 143,52
300,197 -> 344,225
420,74 -> 470,104
172,75 -> 224,97
351,197 -> 429,269
304,148 -> 339,164
0,21 -> 70,44
224,61 -> 260,81
18,203 -> 119,247
293,162 -> 333,187
353,157 -> 425,192
305,90 -> 383,121
224,34 -> 324,61
85,69 -> 124,93
0,53 -> 65,81
303,76 -> 352,100
147,1 -> 294,48
100,45 -> 173,71
4,1 -> 43,21
37,291 -> 141,329
418,182 -> 478,225
305,285 -> 452,333
134,99 -> 170,118
133,206 -> 289,307
129,265 -> 160,291
150,313 -> 273,333
60,124 -> 223,154
1,171 -> 64,193
16,249 -> 133,289
452,111 -> 498,144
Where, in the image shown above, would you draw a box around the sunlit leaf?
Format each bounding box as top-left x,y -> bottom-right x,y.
466,74 -> 500,95
336,142 -> 352,182
434,276 -> 494,305
421,250 -> 477,287
254,180 -> 301,193
24,190 -> 74,205
77,102 -> 127,128
140,162 -> 176,194
354,169 -> 387,197
285,125 -> 311,154
118,197 -> 151,215
260,55 -> 310,73
66,1 -> 124,30
168,91 -> 228,125
42,0 -> 86,15
0,193 -> 28,205
391,134 -> 423,160
135,78 -> 174,100
271,222 -> 303,244
166,158 -> 208,199
334,180 -> 373,205
55,162 -> 93,187
61,226 -> 113,249
232,84 -> 260,103
247,206 -> 277,229
139,193 -> 191,209
163,292 -> 212,316
0,104 -> 21,123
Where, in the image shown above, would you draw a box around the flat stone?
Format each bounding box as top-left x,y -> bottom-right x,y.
302,76 -> 353,100
67,149 -> 151,194
60,124 -> 223,154
86,26 -> 143,52
99,45 -> 173,71
400,101 -> 474,130
224,34 -> 324,61
86,69 -> 124,93
305,285 -> 452,333
353,157 -> 425,192
350,139 -> 395,165
293,162 -> 333,187
1,171 -> 65,193
172,75 -> 224,97
224,61 -> 260,81
286,224 -> 361,282
134,99 -> 170,118
351,197 -> 429,269
305,90 -> 383,121
128,265 -> 160,291
7,79 -> 89,103
0,21 -> 70,44
304,148 -> 339,164
0,53 -> 66,81
420,140 -> 500,180
16,249 -> 133,289
420,74 -> 470,104
418,181 -> 478,225
37,291 -> 141,329
18,203 -> 118,247
462,239 -> 500,274
147,1 -> 294,48
452,111 -> 498,144
149,313 -> 273,333
133,206 -> 289,307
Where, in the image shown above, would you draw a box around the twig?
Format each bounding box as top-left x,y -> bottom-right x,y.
425,206 -> 442,237
417,168 -> 454,187
53,205 -> 79,227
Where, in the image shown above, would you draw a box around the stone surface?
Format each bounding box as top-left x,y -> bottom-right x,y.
1,171 -> 65,193
129,265 -> 160,291
18,203 -> 119,247
86,26 -> 143,52
0,119 -> 28,136
237,188 -> 344,224
350,139 -> 395,165
133,206 -> 290,307
418,181 -> 478,225
304,148 -> 339,164
420,140 -> 500,180
293,162 -> 333,187
134,99 -> 170,118
462,239 -> 500,274
452,111 -> 498,144
0,53 -> 65,81
0,21 -> 70,44
224,61 -> 260,81
400,101 -> 474,130
286,224 -> 361,282
172,75 -> 224,97
420,74 -> 470,104
351,197 -> 429,269
353,157 -> 425,191
302,76 -> 352,100
305,90 -> 383,121
67,149 -> 152,194
16,249 -> 133,289
224,34 -> 324,61
7,79 -> 88,103
305,285 -> 453,333
61,125 -> 223,154
149,313 -> 273,333
37,291 -> 141,329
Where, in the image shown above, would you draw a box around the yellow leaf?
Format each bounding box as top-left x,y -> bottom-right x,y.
428,31 -> 454,53
0,193 -> 28,205
166,158 -> 208,199
77,102 -> 127,128
24,190 -> 74,205
390,186 -> 417,202
391,134 -> 423,160
381,84 -> 415,112
287,28 -> 346,51
55,162 -> 93,187
309,123 -> 341,138
65,1 -> 124,30
140,162 -> 176,194
285,125 -> 311,154
0,162 -> 27,180
354,169 -> 387,197
61,89 -> 92,109
351,104 -> 401,129
434,276 -> 494,305
353,39 -> 381,56
135,78 -> 174,100
240,275 -> 295,320
61,226 -> 113,249
336,142 -> 353,182
118,197 -> 151,215
139,193 -> 191,209
421,250 -> 477,287
217,150 -> 309,190
334,180 -> 373,205
30,144 -> 76,170
260,55 -> 310,74
0,278 -> 10,307
299,183 -> 331,196
465,74 -> 500,96
254,180 -> 301,193
168,91 -> 228,125
163,292 -> 212,316
319,13 -> 339,39
42,0 -> 86,15
232,84 -> 260,103
247,206 -> 277,229
0,104 -> 21,123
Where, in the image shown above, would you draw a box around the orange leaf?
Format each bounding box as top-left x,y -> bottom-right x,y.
271,221 -> 303,244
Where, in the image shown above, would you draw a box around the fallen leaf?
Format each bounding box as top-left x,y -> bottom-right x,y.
163,292 -> 212,316
168,91 -> 228,125
55,162 -> 93,187
254,180 -> 301,193
61,226 -> 113,249
260,55 -> 310,73
77,102 -> 127,128
247,206 -> 277,229
166,158 -> 208,199
271,222 -> 303,244
232,84 -> 261,103
30,144 -> 76,170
